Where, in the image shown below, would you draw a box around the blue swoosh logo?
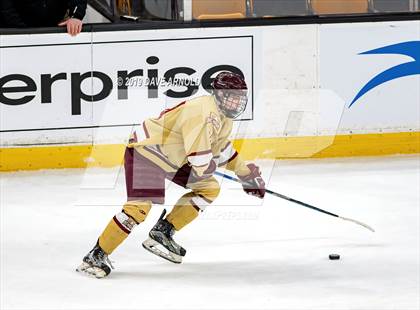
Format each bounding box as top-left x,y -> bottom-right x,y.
349,41 -> 420,107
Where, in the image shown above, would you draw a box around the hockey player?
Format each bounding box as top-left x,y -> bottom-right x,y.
77,71 -> 266,278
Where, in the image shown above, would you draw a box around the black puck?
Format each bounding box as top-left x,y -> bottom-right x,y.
329,254 -> 340,260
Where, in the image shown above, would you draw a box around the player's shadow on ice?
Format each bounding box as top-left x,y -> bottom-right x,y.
111,259 -> 343,284
110,238 -> 384,282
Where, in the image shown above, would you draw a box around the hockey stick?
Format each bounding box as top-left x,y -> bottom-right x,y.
215,171 -> 375,232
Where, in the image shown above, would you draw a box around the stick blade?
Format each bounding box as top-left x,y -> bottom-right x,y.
339,216 -> 375,232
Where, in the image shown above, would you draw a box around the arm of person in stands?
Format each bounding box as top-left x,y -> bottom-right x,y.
0,0 -> 27,27
58,0 -> 87,36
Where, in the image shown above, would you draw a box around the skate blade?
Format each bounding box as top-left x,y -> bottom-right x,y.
76,262 -> 108,279
142,238 -> 182,264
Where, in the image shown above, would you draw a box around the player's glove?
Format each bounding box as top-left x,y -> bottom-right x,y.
238,163 -> 266,199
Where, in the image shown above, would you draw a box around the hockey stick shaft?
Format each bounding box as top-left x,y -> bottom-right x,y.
215,171 -> 375,232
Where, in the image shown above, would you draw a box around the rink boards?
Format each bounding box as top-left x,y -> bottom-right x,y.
1,20 -> 419,170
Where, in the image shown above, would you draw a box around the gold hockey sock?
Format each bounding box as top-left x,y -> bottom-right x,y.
98,201 -> 151,254
166,194 -> 200,231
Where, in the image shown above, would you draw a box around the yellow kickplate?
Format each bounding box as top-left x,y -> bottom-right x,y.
1,132 -> 419,171
0,144 -> 126,171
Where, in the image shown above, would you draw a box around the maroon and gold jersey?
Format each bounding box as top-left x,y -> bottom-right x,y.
128,95 -> 249,177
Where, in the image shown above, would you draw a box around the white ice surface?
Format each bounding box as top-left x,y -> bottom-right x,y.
1,156 -> 419,310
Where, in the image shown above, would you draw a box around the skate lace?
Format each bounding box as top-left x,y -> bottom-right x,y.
160,220 -> 175,237
94,248 -> 114,269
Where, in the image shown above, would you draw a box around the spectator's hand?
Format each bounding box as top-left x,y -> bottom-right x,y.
58,18 -> 82,36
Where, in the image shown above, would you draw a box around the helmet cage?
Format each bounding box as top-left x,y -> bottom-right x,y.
215,89 -> 248,119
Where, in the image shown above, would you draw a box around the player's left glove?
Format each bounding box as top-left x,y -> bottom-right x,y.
238,163 -> 266,199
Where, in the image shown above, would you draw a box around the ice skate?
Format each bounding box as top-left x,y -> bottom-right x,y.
76,242 -> 113,278
142,209 -> 186,264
